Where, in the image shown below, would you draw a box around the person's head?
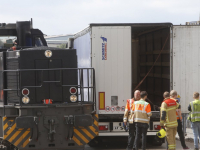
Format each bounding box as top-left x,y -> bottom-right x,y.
170,90 -> 177,99
163,91 -> 170,98
193,92 -> 199,100
134,90 -> 140,100
140,91 -> 148,100
13,40 -> 17,46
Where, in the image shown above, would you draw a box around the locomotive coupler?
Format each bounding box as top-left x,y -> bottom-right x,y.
48,119 -> 56,142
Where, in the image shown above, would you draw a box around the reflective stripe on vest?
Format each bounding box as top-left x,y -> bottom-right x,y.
129,99 -> 134,112
129,99 -> 132,110
134,118 -> 149,122
134,110 -> 146,113
161,106 -> 177,112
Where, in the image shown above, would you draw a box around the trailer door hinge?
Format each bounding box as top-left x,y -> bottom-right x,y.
170,82 -> 173,88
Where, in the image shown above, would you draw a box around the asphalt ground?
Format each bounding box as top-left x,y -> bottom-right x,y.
68,140 -> 195,150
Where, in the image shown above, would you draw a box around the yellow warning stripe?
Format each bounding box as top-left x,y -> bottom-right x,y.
94,120 -> 98,127
3,117 -> 7,121
8,130 -> 22,143
4,123 -> 16,139
81,129 -> 94,139
14,130 -> 30,146
74,129 -> 89,143
73,136 -> 83,146
95,114 -> 98,119
22,136 -> 31,148
89,126 -> 98,135
3,123 -> 8,131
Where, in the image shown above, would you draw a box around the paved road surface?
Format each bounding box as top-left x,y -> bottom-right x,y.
69,140 -> 194,150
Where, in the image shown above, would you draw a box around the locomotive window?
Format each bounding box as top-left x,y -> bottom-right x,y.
35,37 -> 44,47
0,36 -> 17,49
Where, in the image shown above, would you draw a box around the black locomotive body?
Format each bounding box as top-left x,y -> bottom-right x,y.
0,20 -> 98,150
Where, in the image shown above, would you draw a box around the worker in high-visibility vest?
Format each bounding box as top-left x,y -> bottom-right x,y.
123,90 -> 140,150
188,92 -> 200,150
170,90 -> 189,149
131,91 -> 152,150
160,91 -> 179,150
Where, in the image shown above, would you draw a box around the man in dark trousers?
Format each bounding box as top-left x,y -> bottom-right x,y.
123,90 -> 140,150
132,91 -> 152,150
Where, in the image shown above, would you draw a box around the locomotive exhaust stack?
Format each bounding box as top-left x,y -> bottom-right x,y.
16,21 -> 32,47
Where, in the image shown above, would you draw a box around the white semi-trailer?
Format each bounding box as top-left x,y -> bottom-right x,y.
73,23 -> 200,146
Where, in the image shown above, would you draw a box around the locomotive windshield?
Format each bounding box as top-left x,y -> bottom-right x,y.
0,36 -> 17,49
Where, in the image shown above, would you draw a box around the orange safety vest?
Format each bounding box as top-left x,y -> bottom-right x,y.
125,98 -> 134,111
131,99 -> 152,124
172,98 -> 182,120
123,98 -> 135,123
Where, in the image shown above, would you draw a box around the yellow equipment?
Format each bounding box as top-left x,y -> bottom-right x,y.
157,128 -> 166,138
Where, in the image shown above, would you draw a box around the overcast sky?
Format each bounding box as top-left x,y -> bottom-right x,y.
0,0 -> 200,35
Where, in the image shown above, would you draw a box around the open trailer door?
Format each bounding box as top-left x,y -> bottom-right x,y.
172,25 -> 200,113
91,26 -> 132,115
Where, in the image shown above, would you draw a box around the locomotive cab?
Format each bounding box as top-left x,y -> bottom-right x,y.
0,20 -> 98,150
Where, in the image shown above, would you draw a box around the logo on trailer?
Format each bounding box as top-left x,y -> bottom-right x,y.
101,36 -> 107,60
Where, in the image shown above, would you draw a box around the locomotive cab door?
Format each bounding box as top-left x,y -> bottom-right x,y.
35,59 -> 63,103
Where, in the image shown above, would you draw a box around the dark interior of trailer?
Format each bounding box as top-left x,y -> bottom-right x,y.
131,24 -> 171,108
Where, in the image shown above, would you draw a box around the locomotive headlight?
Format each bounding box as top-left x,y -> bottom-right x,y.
45,50 -> 52,58
22,96 -> 30,104
70,95 -> 77,102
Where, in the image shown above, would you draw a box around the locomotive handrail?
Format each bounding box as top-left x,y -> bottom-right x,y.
2,68 -> 96,112
3,67 -> 95,71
